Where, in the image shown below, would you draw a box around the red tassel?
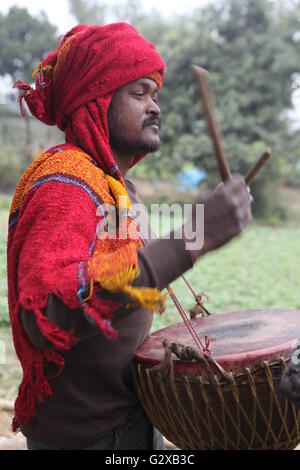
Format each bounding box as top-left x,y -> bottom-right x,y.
13,80 -> 32,92
13,80 -> 32,118
83,295 -> 121,341
32,307 -> 79,351
12,359 -> 53,432
44,350 -> 65,379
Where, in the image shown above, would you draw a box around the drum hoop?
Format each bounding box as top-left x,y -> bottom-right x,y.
135,340 -> 294,376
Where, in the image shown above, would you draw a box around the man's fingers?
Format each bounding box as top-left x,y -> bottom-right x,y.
247,186 -> 254,204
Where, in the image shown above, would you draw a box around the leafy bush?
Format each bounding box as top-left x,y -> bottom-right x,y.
0,195 -> 12,211
0,146 -> 25,192
250,177 -> 289,224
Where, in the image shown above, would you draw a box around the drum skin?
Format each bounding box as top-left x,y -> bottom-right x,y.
133,309 -> 300,450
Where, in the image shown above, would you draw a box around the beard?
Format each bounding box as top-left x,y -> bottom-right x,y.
109,131 -> 161,155
107,104 -> 161,156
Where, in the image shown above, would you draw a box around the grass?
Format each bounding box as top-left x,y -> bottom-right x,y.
0,194 -> 12,212
0,328 -> 22,401
0,232 -> 8,327
151,224 -> 300,331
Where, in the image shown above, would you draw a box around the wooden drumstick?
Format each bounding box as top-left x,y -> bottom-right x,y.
245,149 -> 272,186
191,64 -> 232,182
191,65 -> 272,187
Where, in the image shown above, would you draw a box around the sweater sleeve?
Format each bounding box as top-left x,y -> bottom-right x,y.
133,236 -> 193,290
21,234 -> 193,350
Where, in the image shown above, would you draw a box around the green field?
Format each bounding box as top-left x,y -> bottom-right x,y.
0,201 -> 300,398
151,223 -> 300,331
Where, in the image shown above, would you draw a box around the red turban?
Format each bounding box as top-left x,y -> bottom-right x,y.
14,22 -> 166,178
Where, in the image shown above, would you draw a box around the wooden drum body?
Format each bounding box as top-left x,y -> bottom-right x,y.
133,309 -> 300,450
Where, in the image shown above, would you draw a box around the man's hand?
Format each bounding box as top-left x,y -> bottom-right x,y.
182,174 -> 253,262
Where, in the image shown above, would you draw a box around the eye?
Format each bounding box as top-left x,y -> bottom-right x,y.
132,90 -> 144,97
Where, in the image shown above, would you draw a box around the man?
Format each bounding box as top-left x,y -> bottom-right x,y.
8,23 -> 252,450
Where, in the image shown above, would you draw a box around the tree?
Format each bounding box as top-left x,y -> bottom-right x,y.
130,0 -> 300,190
111,0 -> 144,24
69,0 -> 147,26
0,7 -> 58,150
69,0 -> 107,25
0,6 -> 58,83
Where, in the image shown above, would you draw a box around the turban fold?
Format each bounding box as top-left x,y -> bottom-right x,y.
14,22 -> 165,176
9,23 -> 166,431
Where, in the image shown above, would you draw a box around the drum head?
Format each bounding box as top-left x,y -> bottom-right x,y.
136,309 -> 300,373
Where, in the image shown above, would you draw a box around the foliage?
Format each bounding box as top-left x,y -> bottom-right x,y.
69,0 -> 147,25
0,145 -> 25,192
133,0 -> 300,184
69,0 -> 106,25
0,7 -> 57,82
0,231 -> 8,327
285,131 -> 300,187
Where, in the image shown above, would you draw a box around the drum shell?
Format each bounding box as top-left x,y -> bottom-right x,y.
133,310 -> 300,450
133,355 -> 300,450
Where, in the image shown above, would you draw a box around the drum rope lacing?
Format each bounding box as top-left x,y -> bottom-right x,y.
133,354 -> 300,449
140,232 -> 212,356
165,285 -> 210,354
140,232 -> 231,377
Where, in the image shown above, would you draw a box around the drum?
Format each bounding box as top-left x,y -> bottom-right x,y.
132,309 -> 300,450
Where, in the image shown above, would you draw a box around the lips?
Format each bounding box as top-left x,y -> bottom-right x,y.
143,116 -> 161,129
144,118 -> 161,129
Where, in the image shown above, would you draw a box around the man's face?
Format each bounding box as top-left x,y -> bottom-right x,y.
107,78 -> 161,156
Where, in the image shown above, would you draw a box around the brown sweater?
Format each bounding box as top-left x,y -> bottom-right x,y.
20,178 -> 193,448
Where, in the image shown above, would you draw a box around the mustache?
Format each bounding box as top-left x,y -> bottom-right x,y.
143,116 -> 162,129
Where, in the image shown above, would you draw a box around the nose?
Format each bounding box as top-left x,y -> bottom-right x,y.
146,97 -> 161,116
